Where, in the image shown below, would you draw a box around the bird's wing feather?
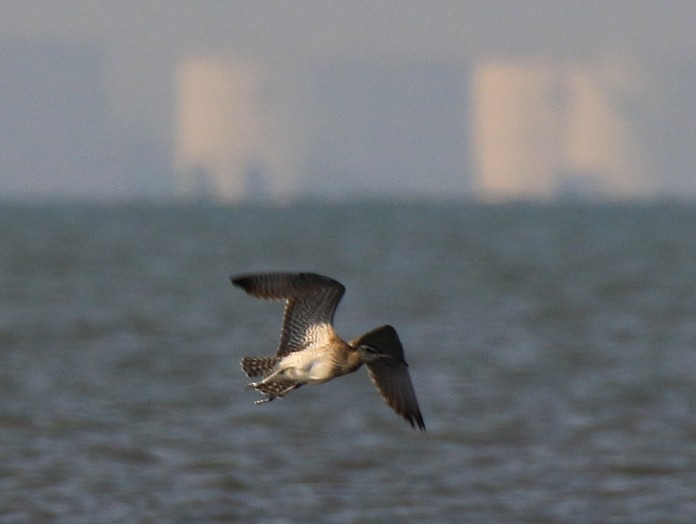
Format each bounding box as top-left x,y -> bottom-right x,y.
367,360 -> 426,431
359,326 -> 426,431
232,272 -> 346,356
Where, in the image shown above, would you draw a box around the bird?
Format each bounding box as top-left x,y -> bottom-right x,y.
231,272 -> 425,430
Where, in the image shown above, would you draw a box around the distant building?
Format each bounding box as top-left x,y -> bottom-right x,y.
174,56 -> 300,202
0,39 -> 115,199
472,56 -> 653,200
471,60 -> 564,200
303,60 -> 470,198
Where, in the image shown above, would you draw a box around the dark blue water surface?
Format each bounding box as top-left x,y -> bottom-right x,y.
2,201 -> 696,522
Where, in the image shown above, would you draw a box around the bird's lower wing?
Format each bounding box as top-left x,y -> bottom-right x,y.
367,360 -> 426,431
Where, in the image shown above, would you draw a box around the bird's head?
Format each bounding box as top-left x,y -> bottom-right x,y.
351,325 -> 408,366
356,343 -> 391,363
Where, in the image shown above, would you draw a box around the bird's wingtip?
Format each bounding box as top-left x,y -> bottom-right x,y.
230,274 -> 249,288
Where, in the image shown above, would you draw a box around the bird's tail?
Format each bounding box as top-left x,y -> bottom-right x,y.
240,356 -> 280,378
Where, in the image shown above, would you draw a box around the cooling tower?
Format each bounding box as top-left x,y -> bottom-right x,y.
472,56 -> 651,200
471,60 -> 564,200
174,56 -> 271,201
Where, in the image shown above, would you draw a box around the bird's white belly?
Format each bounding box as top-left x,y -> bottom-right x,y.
280,352 -> 335,383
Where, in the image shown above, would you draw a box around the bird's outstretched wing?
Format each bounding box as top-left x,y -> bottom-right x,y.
354,325 -> 426,431
231,272 -> 346,357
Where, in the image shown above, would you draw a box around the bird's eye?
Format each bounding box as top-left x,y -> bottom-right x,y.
361,345 -> 378,353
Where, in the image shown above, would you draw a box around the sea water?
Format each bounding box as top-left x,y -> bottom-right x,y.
2,201 -> 696,522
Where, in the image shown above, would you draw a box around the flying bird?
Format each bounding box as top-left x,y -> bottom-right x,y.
231,272 -> 425,430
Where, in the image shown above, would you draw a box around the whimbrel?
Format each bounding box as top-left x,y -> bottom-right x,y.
231,272 -> 425,430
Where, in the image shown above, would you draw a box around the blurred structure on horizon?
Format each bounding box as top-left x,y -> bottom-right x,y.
1,36 -> 694,202
173,57 -> 471,202
472,55 -> 653,201
174,56 -> 303,202
172,52 -> 690,203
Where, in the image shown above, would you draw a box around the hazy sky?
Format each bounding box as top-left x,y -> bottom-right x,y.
3,1 -> 695,139
1,2 -> 695,199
